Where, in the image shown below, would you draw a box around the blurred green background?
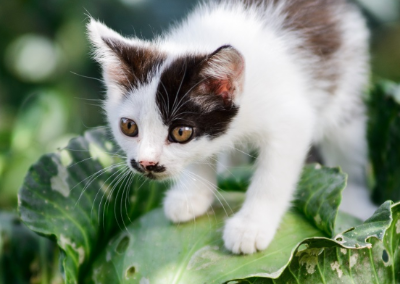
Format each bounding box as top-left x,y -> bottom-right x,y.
0,0 -> 399,210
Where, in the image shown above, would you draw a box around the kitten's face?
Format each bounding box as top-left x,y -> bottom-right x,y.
108,74 -> 226,180
88,19 -> 244,180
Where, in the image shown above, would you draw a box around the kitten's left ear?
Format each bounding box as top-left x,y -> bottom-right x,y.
200,45 -> 245,106
87,18 -> 164,92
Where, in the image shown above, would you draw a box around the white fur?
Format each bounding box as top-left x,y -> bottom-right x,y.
88,0 -> 376,255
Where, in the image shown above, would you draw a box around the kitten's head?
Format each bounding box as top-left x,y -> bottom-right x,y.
87,19 -> 245,180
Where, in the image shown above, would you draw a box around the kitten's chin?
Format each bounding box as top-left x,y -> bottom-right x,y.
141,172 -> 172,181
144,173 -> 163,181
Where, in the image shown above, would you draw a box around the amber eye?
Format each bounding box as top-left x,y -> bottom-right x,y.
169,126 -> 193,143
120,118 -> 138,137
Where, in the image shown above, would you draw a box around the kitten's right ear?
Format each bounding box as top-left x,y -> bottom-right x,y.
87,18 -> 165,92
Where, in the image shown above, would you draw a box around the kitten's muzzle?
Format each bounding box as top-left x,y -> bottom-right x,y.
130,159 -> 166,174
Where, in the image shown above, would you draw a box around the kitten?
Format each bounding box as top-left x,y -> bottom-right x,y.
88,0 -> 377,254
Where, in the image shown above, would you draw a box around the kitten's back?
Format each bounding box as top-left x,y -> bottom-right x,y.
218,0 -> 368,96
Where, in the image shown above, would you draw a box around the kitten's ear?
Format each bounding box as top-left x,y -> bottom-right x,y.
87,18 -> 164,91
200,45 -> 245,106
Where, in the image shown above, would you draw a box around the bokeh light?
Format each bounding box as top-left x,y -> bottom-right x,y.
359,0 -> 399,22
5,34 -> 62,83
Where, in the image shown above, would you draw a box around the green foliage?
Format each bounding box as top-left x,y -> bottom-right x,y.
18,129 -> 169,283
368,81 -> 400,204
246,202 -> 400,284
293,165 -> 345,237
90,199 -> 400,284
0,91 -> 75,209
89,162 -> 347,283
0,212 -> 60,284
90,193 -> 323,284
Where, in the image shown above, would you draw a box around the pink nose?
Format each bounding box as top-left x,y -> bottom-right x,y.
139,161 -> 156,168
139,161 -> 159,171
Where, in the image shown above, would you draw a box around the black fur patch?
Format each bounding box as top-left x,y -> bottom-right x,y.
102,38 -> 166,91
155,53 -> 239,140
130,159 -> 144,173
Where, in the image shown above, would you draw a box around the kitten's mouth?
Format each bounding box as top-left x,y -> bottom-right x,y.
128,159 -> 168,180
129,167 -> 166,180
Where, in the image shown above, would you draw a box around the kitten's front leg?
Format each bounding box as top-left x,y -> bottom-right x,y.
223,122 -> 313,254
164,161 -> 216,223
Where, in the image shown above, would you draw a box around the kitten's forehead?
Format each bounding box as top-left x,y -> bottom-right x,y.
123,76 -> 160,121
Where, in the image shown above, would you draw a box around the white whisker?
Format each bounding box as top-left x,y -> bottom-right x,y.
171,60 -> 187,115
170,76 -> 210,119
185,170 -> 233,218
103,167 -> 131,229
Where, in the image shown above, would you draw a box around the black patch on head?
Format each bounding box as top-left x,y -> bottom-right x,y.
155,53 -> 239,140
102,38 -> 166,91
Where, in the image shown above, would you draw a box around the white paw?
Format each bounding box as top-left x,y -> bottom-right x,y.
163,188 -> 214,223
223,214 -> 276,254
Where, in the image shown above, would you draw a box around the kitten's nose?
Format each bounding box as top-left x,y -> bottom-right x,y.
139,161 -> 157,171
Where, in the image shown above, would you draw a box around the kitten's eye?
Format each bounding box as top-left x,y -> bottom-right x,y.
120,118 -> 138,137
169,126 -> 193,143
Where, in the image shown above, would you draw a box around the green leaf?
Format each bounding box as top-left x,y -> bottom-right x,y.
244,202 -> 400,283
89,195 -> 400,284
88,165 -> 348,283
294,164 -> 346,237
368,81 -> 400,204
0,212 -> 60,284
334,201 -> 392,249
90,193 -> 325,284
18,128 -> 169,283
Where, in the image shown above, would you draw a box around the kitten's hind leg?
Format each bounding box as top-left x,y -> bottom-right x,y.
163,161 -> 217,223
319,112 -> 377,219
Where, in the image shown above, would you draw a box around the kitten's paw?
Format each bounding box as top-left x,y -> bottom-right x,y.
223,214 -> 276,254
163,189 -> 214,223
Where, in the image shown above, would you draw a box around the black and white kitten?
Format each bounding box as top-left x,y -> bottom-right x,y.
88,0 -> 376,254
